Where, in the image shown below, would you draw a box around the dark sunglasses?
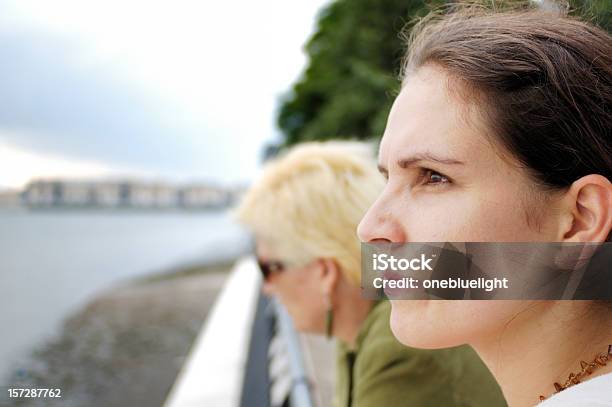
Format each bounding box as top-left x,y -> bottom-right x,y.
256,257 -> 285,280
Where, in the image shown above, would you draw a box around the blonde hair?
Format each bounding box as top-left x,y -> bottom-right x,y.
234,140 -> 384,285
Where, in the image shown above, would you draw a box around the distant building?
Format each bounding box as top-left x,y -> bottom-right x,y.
22,180 -> 57,207
61,182 -> 94,206
127,182 -> 179,208
20,179 -> 235,210
153,184 -> 179,208
179,185 -> 229,209
226,184 -> 247,207
93,183 -> 122,207
128,183 -> 157,208
0,189 -> 21,206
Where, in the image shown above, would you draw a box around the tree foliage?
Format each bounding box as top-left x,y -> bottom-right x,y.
277,0 -> 611,147
570,0 -> 612,31
277,0 -> 445,146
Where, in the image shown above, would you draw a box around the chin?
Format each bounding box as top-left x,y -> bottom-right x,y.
389,300 -> 469,349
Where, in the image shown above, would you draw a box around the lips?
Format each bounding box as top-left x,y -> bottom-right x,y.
381,269 -> 420,298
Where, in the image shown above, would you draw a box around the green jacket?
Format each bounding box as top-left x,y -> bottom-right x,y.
334,301 -> 507,407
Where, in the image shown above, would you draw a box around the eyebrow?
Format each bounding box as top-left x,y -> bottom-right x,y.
377,152 -> 465,174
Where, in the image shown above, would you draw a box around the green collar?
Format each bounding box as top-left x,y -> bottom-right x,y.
340,300 -> 386,352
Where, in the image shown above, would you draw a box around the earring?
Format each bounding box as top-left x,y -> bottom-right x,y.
325,294 -> 334,339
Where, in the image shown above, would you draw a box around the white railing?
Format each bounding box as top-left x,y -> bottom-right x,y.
164,257 -> 262,407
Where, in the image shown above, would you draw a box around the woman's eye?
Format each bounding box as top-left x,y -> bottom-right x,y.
420,169 -> 450,186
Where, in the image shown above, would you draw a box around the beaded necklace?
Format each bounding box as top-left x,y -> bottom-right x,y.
539,344 -> 612,402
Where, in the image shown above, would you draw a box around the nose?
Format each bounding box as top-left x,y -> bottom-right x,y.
261,279 -> 275,296
358,199 -> 407,243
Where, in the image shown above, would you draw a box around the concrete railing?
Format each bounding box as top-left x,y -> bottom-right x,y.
164,257 -> 262,407
164,257 -> 316,407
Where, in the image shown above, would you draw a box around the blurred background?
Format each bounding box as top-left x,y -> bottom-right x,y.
0,1 -> 610,406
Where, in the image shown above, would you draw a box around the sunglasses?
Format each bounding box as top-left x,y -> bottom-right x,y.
256,257 -> 285,280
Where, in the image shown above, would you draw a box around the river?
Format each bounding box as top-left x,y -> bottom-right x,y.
0,208 -> 250,383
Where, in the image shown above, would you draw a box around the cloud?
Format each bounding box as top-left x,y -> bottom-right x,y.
0,31 -> 217,176
0,0 -> 330,185
0,139 -> 155,189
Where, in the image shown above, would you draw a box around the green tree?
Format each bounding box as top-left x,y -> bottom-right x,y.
277,0 -> 445,146
277,0 -> 611,147
570,0 -> 612,31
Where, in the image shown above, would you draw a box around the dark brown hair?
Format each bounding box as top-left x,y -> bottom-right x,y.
401,5 -> 612,193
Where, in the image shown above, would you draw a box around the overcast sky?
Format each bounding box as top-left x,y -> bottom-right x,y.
0,0 -> 329,189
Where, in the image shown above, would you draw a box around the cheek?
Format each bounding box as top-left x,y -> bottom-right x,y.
393,188 -> 541,242
274,272 -> 326,332
464,190 -> 558,242
454,195 -> 530,241
389,192 -> 491,241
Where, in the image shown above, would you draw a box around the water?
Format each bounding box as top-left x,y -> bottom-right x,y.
0,208 -> 250,383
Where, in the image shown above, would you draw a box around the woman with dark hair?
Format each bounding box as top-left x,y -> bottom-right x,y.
358,4 -> 612,407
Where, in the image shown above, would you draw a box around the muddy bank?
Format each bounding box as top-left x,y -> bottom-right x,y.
2,262 -> 233,407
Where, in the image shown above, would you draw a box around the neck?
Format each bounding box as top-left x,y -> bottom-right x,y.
472,301 -> 612,407
332,279 -> 373,349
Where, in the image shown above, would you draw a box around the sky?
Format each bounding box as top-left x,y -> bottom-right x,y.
0,0 -> 329,189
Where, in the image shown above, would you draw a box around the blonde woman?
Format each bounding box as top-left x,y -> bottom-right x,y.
235,141 -> 506,407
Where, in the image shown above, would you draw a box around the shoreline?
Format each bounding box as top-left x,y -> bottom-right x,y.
1,259 -> 237,407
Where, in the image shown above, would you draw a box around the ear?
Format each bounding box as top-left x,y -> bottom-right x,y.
317,258 -> 341,299
560,174 -> 612,243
